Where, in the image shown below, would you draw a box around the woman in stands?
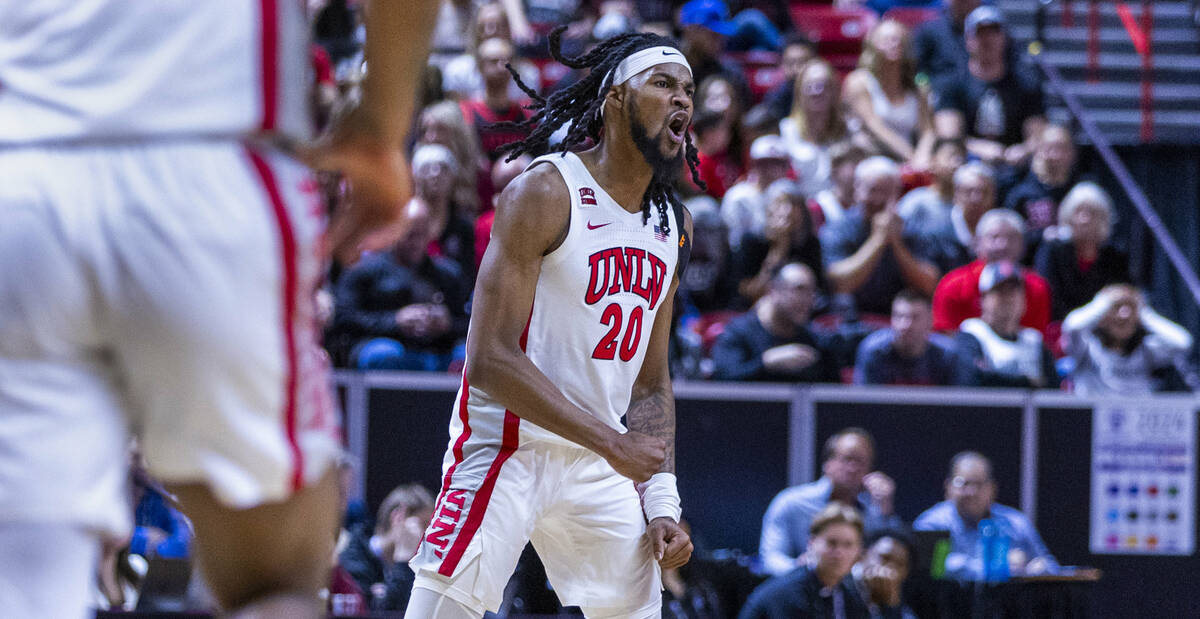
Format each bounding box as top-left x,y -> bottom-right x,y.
842,19 -> 935,168
1062,284 -> 1194,396
779,59 -> 850,198
1033,182 -> 1131,320
439,1 -> 542,102
733,179 -> 827,307
417,100 -> 487,213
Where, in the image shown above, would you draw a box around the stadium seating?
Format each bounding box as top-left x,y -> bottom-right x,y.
788,4 -> 877,73
727,50 -> 784,102
880,6 -> 940,29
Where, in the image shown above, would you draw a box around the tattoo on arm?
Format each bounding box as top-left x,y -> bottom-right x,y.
626,387 -> 675,473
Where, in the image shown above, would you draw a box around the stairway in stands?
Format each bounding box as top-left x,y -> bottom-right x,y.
998,0 -> 1200,144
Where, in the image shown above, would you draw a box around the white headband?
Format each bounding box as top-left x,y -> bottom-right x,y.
606,46 -> 692,92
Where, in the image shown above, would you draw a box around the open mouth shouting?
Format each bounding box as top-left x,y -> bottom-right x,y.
666,111 -> 690,144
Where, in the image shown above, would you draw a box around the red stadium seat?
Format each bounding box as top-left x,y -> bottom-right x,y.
825,52 -> 861,76
696,310 -> 742,356
726,50 -> 784,103
788,5 -> 877,57
881,6 -> 940,29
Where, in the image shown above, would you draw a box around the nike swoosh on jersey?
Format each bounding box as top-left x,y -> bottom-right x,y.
587,221 -> 613,230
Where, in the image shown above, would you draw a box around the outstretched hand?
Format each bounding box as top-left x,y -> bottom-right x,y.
647,517 -> 693,569
303,104 -> 412,265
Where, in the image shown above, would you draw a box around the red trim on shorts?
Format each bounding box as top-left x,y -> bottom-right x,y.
436,307 -> 534,576
438,376 -> 474,502
438,410 -> 520,576
247,148 -> 303,491
259,0 -> 278,130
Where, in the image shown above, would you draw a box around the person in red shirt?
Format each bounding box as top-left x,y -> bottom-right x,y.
689,108 -> 743,198
933,208 -> 1052,334
460,37 -> 531,161
474,154 -> 531,272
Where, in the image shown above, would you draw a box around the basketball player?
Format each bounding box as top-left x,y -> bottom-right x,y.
0,2 -> 435,618
405,29 -> 699,618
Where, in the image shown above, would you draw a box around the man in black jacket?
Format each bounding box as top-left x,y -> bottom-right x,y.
328,198 -> 471,369
711,263 -> 838,382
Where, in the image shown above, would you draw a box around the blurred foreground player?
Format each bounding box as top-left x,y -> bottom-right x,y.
0,2 -> 436,617
406,29 -> 697,618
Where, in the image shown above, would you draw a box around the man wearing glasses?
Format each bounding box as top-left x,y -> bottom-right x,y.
914,451 -> 1058,580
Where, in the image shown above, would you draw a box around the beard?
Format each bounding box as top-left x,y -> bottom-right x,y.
628,99 -> 685,183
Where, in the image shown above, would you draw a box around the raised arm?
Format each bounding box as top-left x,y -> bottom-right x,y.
312,0 -> 440,263
824,216 -> 892,294
890,232 -> 942,295
1140,305 -> 1194,353
465,165 -> 665,482
1061,292 -> 1110,357
500,0 -> 536,45
359,0 -> 438,145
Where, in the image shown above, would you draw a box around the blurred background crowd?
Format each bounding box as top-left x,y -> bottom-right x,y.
312,0 -> 1196,398
91,0 -> 1199,616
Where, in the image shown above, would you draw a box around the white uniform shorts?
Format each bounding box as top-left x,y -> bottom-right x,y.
0,140 -> 340,538
410,437 -> 662,615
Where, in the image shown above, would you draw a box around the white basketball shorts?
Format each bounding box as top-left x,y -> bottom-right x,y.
0,139 -> 340,538
409,428 -> 662,615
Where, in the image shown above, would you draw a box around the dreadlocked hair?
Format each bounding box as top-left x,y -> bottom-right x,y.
491,26 -> 705,235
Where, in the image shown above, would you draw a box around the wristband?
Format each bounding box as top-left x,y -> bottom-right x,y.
636,472 -> 682,523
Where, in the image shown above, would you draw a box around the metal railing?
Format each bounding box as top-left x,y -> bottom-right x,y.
1029,1 -> 1200,314
332,371 -> 1200,526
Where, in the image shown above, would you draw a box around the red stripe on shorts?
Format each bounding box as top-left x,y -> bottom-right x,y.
437,376 -> 474,504
438,410 -> 520,576
258,0 -> 278,130
246,148 -> 302,491
437,306 -> 534,576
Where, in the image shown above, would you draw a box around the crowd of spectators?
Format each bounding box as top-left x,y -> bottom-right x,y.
324,431 -> 1058,618
308,2 -> 1190,612
81,1 -> 1199,617
744,428 -> 1059,617
313,0 -> 1195,396
317,431 -> 1052,617
91,432 -> 1063,618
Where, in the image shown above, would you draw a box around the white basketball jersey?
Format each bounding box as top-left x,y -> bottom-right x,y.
455,152 -> 682,450
0,0 -> 311,143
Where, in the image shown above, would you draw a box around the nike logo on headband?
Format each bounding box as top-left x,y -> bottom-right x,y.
604,46 -> 693,95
